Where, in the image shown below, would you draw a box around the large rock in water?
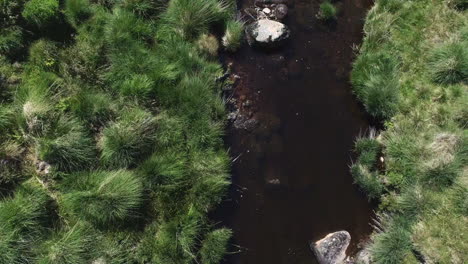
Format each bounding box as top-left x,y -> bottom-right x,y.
311,231 -> 351,264
246,19 -> 290,47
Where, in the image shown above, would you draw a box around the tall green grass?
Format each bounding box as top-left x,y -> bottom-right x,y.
0,0 -> 235,262
61,170 -> 143,225
352,0 -> 468,262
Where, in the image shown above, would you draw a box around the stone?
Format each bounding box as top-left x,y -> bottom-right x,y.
312,231 -> 351,264
246,19 -> 290,47
274,4 -> 288,20
263,8 -> 271,14
355,248 -> 371,264
255,0 -> 289,6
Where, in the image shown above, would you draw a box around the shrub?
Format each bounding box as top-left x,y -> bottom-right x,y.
199,228 -> 232,264
37,223 -> 95,264
37,116 -> 95,172
22,0 -> 59,27
317,1 -> 337,20
222,19 -> 244,52
350,163 -> 384,200
64,0 -> 92,28
428,42 -> 468,85
351,51 -> 400,119
61,170 -> 143,225
197,33 -> 219,57
100,108 -> 157,168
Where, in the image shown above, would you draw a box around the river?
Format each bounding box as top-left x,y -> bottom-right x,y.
214,0 -> 374,263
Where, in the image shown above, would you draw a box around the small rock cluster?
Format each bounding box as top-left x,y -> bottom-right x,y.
312,231 -> 372,264
245,0 -> 291,47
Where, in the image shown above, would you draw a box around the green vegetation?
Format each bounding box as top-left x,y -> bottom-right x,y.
317,1 -> 338,21
22,0 -> 59,27
351,0 -> 468,263
222,19 -> 244,52
0,0 -> 238,262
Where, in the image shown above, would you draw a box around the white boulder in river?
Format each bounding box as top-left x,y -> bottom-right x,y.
311,231 -> 351,264
246,19 -> 290,47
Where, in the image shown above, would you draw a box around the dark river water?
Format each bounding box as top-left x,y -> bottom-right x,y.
214,0 -> 374,263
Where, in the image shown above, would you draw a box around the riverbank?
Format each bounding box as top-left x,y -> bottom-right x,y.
0,0 -> 239,263
350,0 -> 467,262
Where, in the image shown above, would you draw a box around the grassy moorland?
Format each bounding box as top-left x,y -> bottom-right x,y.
0,0 -> 243,263
351,0 -> 467,263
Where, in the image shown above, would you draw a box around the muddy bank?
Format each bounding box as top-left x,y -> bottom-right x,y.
214,0 -> 374,263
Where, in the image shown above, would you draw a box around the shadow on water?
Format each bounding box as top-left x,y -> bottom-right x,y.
212,0 -> 375,263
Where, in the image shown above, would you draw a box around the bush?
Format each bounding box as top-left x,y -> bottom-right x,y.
199,228 -> 232,264
61,170 -> 143,225
64,0 -> 92,28
317,1 -> 337,20
37,116 -> 95,172
222,19 -> 244,52
428,42 -> 468,85
22,0 -> 59,27
351,51 -> 400,119
350,163 -> 384,200
100,108 -> 158,168
37,223 -> 95,264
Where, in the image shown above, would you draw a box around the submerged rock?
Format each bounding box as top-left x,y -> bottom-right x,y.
312,231 -> 351,264
255,0 -> 289,6
246,19 -> 290,47
274,4 -> 288,20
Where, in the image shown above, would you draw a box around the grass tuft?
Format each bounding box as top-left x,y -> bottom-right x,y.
200,228 -> 232,264
222,19 -> 244,52
428,41 -> 468,85
317,1 -> 337,21
61,170 -> 143,225
100,108 -> 157,168
22,0 -> 59,27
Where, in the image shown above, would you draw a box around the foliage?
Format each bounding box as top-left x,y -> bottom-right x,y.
200,228 -> 232,264
317,1 -> 337,20
352,0 -> 468,262
100,108 -> 158,168
22,0 -> 59,27
36,223 -> 95,264
351,51 -> 400,119
61,170 -> 143,225
64,0 -> 92,28
0,0 -> 236,262
428,41 -> 468,85
222,19 -> 244,52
